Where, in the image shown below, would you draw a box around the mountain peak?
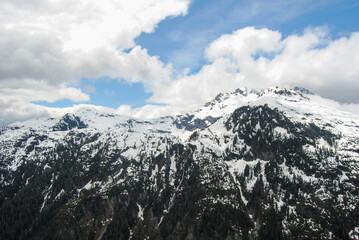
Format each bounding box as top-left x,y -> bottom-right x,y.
195,86 -> 312,120
258,86 -> 312,98
293,86 -> 314,95
204,86 -> 313,109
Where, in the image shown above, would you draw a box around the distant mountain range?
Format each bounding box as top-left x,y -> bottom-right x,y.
1,86 -> 358,240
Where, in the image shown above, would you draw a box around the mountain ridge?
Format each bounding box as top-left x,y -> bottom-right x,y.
0,86 -> 358,239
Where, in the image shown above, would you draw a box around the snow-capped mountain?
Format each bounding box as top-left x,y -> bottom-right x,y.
0,87 -> 358,240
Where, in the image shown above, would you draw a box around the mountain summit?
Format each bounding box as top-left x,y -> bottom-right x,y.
1,87 -> 358,239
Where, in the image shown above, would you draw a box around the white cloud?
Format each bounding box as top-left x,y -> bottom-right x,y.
205,27 -> 282,61
148,27 -> 359,115
1,0 -> 359,127
149,57 -> 243,109
0,0 -> 190,125
116,104 -> 182,119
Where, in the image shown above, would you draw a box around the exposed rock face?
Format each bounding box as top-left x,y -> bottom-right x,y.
0,87 -> 358,239
52,113 -> 88,131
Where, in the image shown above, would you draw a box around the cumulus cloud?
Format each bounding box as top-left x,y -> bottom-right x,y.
1,0 -> 359,126
116,104 -> 182,119
149,27 -> 359,112
0,0 -> 190,125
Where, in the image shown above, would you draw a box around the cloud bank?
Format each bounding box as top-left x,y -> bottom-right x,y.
0,0 -> 189,125
1,0 -> 359,125
149,27 -> 359,107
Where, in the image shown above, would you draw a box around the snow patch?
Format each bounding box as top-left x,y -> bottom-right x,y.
137,203 -> 144,221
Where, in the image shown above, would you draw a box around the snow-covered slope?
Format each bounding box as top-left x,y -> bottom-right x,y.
0,86 -> 358,240
184,86 -> 359,137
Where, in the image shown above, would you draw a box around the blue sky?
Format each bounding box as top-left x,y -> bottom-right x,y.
41,0 -> 359,108
2,0 -> 359,125
137,0 -> 359,70
35,78 -> 152,108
